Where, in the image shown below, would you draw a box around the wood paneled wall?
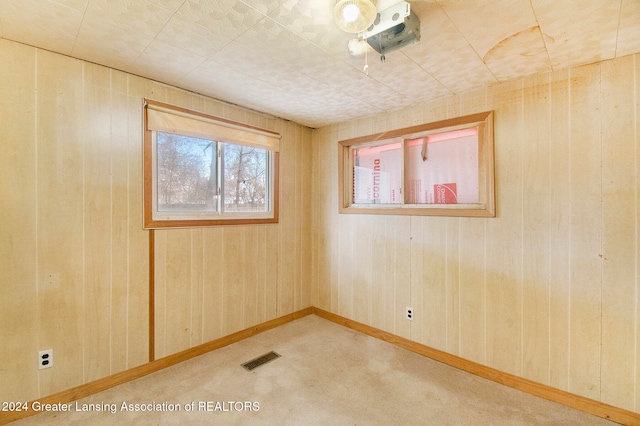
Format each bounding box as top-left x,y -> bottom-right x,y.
1,35 -> 639,417
0,39 -> 312,402
153,116 -> 312,359
311,54 -> 640,413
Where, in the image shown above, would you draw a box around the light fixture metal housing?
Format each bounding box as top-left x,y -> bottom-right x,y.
361,1 -> 420,55
334,0 -> 377,34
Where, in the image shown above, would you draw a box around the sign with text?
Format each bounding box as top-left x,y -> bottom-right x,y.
353,141 -> 402,204
405,130 -> 478,204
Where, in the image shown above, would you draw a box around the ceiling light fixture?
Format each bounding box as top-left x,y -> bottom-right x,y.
333,0 -> 377,33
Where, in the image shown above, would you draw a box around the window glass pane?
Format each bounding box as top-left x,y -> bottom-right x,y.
405,128 -> 479,204
144,100 -> 280,228
223,143 -> 268,213
156,132 -> 218,212
353,141 -> 402,204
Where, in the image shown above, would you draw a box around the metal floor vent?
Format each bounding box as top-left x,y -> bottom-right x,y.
242,351 -> 281,371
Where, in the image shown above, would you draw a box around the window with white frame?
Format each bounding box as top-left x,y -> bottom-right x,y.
143,99 -> 280,228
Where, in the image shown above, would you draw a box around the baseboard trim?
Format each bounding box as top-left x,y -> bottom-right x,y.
0,307 -> 314,425
310,307 -> 639,426
3,306 -> 638,425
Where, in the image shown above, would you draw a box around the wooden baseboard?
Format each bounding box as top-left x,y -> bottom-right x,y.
0,307 -> 314,425
3,306 -> 638,426
310,307 -> 639,426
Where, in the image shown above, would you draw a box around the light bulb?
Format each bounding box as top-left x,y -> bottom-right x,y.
334,0 -> 376,34
342,4 -> 360,23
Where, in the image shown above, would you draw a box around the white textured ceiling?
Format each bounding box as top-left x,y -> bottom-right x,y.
1,0 -> 639,128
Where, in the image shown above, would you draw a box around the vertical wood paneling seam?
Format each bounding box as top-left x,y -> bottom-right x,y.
483,213 -> 488,364
125,74 -> 130,370
81,61 -> 87,385
520,79 -> 525,378
108,69 -> 114,376
262,227 -> 266,322
544,73 -> 552,386
445,219 -> 448,349
297,124 -> 301,312
190,232 -> 194,347
367,219 -> 372,325
408,217 -> 412,341
34,48 -> 41,398
275,167 -> 279,317
567,67 -> 573,392
483,88 -> 489,365
547,73 -> 553,387
241,227 -> 246,329
454,91 -> 460,356
349,216 -> 354,320
201,230 -> 205,342
242,229 -> 246,329
163,234 -> 167,357
295,124 -> 299,312
458,218 -> 462,355
222,230 -> 227,333
634,53 -> 639,412
598,63 -> 604,402
148,230 -> 155,362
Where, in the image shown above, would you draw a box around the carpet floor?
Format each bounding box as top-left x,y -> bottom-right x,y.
11,315 -> 615,425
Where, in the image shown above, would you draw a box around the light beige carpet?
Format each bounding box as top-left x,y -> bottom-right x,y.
12,315 -> 615,425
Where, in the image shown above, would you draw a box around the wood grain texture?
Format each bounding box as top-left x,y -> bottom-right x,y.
126,74 -> 152,370
311,126 -> 338,313
600,54 -> 636,410
82,62 -> 112,383
0,40 -> 311,405
547,69 -> 572,393
635,53 -> 640,415
485,78 -> 524,377
0,308 -> 314,425
276,120 -> 297,317
311,55 -> 640,415
162,228 -> 192,356
456,89 -> 489,365
521,72 -> 551,385
2,38 -> 640,421
2,308 -> 637,425
201,227 -> 224,342
444,216 -> 460,354
313,308 -> 640,426
411,216 -> 448,351
568,63 -> 603,400
150,100 -> 312,359
36,49 -> 85,397
0,39 -> 38,402
110,69 -> 131,375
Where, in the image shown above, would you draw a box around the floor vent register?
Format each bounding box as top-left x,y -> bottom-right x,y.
241,351 -> 281,371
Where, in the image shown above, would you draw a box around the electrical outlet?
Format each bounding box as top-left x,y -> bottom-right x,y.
38,349 -> 53,370
406,307 -> 413,321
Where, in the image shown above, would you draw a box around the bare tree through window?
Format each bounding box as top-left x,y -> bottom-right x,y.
156,132 -> 267,214
144,99 -> 279,227
223,144 -> 267,212
157,132 -> 217,212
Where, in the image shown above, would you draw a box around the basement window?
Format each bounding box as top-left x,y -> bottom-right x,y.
338,111 -> 495,217
143,99 -> 280,228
